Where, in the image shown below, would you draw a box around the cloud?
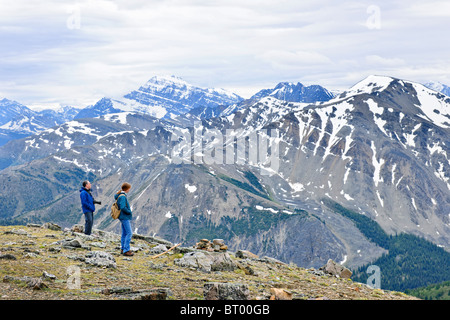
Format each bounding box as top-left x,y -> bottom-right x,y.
258,50 -> 332,68
0,0 -> 449,105
365,55 -> 406,67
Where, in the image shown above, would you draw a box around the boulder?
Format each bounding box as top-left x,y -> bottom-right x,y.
3,275 -> 48,290
320,259 -> 352,279
270,288 -> 292,300
149,244 -> 168,254
42,271 -> 57,280
41,222 -> 62,231
4,229 -> 29,236
213,239 -> 224,246
26,223 -> 42,228
174,251 -> 236,273
71,224 -> 84,233
235,250 -> 259,260
210,252 -> 236,272
194,238 -> 228,252
204,282 -> 250,300
132,288 -> 172,300
62,238 -> 84,249
102,287 -> 133,295
235,261 -> 256,276
85,251 -> 117,268
0,253 -> 17,260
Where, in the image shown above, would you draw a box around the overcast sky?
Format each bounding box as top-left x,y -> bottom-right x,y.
1,0 -> 449,109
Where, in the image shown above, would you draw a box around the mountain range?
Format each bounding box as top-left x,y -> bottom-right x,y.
1,75 -> 448,147
0,99 -> 80,146
0,74 -> 450,291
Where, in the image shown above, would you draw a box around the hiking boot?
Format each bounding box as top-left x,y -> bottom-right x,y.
123,251 -> 134,256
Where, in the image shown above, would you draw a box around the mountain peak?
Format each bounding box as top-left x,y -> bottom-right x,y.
347,75 -> 395,95
147,74 -> 190,86
123,75 -> 243,117
250,81 -> 333,103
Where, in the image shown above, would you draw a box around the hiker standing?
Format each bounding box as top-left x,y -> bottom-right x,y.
115,182 -> 134,256
80,180 -> 96,235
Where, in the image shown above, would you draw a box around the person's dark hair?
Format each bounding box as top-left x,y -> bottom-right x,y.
82,180 -> 90,187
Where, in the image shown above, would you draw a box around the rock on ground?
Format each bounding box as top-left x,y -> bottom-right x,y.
85,251 -> 117,268
320,259 -> 352,279
204,282 -> 250,300
174,251 -> 236,272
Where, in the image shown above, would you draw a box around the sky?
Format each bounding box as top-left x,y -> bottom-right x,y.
0,0 -> 449,109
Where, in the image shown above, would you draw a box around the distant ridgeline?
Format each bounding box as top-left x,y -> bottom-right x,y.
322,198 -> 450,292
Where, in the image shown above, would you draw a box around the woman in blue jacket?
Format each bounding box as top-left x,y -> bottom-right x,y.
115,182 -> 133,256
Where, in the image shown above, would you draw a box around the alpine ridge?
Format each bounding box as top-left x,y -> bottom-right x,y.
250,81 -> 334,103
0,75 -> 449,294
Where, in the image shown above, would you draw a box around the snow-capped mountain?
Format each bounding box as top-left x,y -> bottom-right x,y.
250,81 -> 334,103
119,75 -> 244,118
74,97 -> 123,120
0,76 -> 337,146
0,76 -> 243,145
0,98 -> 80,146
424,81 -> 450,97
252,75 -> 450,247
1,74 -> 450,272
0,98 -> 32,124
71,75 -> 244,122
177,74 -> 450,254
218,80 -> 334,120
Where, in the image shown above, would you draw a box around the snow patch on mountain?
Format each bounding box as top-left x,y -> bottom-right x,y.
411,83 -> 450,128
424,81 -> 450,97
102,112 -> 132,125
347,75 -> 394,96
366,98 -> 387,136
185,184 -> 197,193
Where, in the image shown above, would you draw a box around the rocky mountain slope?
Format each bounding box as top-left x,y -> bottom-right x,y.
0,75 -> 449,291
199,75 -> 450,249
0,223 -> 418,300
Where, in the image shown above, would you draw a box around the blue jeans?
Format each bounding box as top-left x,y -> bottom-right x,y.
84,212 -> 94,235
120,219 -> 132,253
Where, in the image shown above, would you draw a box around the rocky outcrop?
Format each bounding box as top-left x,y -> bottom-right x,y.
85,251 -> 117,269
203,282 -> 250,300
270,288 -> 293,300
0,223 -> 419,301
3,275 -> 48,290
174,251 -> 236,272
194,239 -> 228,252
320,259 -> 353,279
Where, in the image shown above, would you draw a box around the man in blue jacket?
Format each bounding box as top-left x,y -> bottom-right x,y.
80,180 -> 96,235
